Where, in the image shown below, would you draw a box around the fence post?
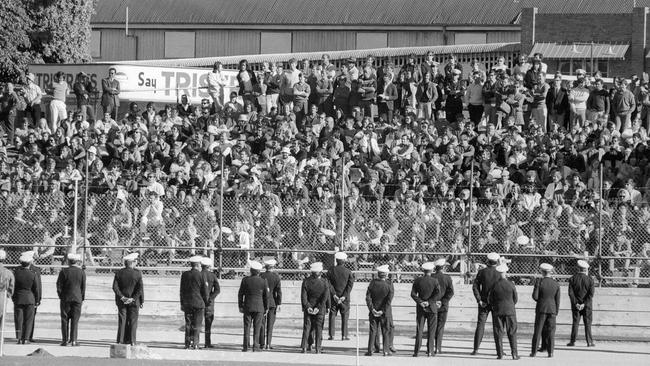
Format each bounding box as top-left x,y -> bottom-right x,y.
219,154 -> 224,280
598,161 -> 603,287
0,288 -> 7,356
355,304 -> 359,366
73,180 -> 79,259
466,159 -> 474,284
83,151 -> 90,268
340,154 -> 345,250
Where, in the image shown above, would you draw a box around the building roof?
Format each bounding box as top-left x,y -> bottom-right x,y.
93,0 -> 650,27
108,42 -> 520,68
529,43 -> 630,60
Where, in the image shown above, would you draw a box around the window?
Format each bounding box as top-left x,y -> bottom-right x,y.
356,32 -> 387,50
90,30 -> 101,58
164,32 -> 195,58
261,32 -> 292,54
556,59 -> 609,77
454,32 -> 487,45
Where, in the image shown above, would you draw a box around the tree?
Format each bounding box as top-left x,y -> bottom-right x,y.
0,0 -> 34,82
0,0 -> 96,83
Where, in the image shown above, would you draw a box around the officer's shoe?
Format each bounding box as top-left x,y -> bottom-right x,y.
566,342 -> 575,347
548,352 -> 554,358
327,336 -> 334,340
70,341 -> 79,347
343,337 -> 350,340
60,341 -> 68,346
383,352 -> 392,356
204,344 -> 214,349
300,348 -> 306,353
587,343 -> 596,347
471,350 -> 479,355
364,351 -> 372,356
389,346 -> 397,353
529,352 -> 536,357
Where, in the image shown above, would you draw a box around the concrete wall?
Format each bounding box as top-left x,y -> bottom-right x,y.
4,275 -> 649,340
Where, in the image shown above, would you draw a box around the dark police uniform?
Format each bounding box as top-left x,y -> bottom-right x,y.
28,263 -> 42,342
260,270 -> 281,349
365,277 -> 393,355
531,276 -> 560,357
410,274 -> 440,356
374,279 -> 395,353
568,272 -> 595,346
237,273 -> 269,351
327,263 -> 354,340
471,264 -> 500,352
113,267 -> 144,345
300,274 -> 330,353
488,277 -> 519,360
432,270 -> 455,354
12,265 -> 39,343
180,267 -> 208,349
56,264 -> 86,345
202,267 -> 220,347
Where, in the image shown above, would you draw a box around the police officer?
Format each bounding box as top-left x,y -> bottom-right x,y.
471,252 -> 501,355
238,260 -> 268,352
432,258 -> 454,354
0,249 -> 15,329
327,251 -> 354,341
488,263 -> 520,360
531,263 -> 560,358
113,252 -> 144,345
180,255 -> 208,349
26,251 -> 42,343
567,260 -> 595,347
373,273 -> 396,354
365,264 -> 393,357
201,257 -> 220,348
56,253 -> 86,346
411,261 -> 440,357
13,251 -> 40,344
300,262 -> 330,354
260,258 -> 281,350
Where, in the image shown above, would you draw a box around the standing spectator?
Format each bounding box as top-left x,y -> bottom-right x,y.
280,58 -> 300,116
532,53 -> 548,74
377,73 -> 398,123
466,72 -> 484,124
237,59 -> 259,108
586,79 -> 610,122
177,94 -> 194,118
358,65 -> 377,118
292,73 -> 311,130
444,70 -> 465,123
0,83 -> 19,146
23,73 -> 44,124
444,54 -> 463,83
482,71 -> 500,125
73,72 -> 95,123
207,62 -> 227,110
263,62 -> 282,115
528,73 -> 550,130
612,79 -> 636,132
101,68 -> 121,120
416,72 -> 438,121
568,78 -> 590,129
546,74 -> 569,129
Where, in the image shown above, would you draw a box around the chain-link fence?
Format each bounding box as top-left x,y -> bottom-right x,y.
1,188 -> 649,286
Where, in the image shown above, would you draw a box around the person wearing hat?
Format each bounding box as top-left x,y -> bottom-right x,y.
432,258 -> 454,355
201,257 -> 220,348
300,262 -> 330,354
471,252 -> 502,355
101,67 -> 121,120
73,71 -> 96,123
530,263 -> 560,358
180,256 -> 209,349
26,251 -> 42,343
0,249 -> 15,329
488,264 -> 520,360
411,262 -> 440,357
327,251 -> 354,341
238,260 -> 269,352
112,252 -> 144,345
365,264 -> 393,357
56,253 -> 86,346
567,260 -> 595,347
23,72 -> 44,125
260,258 -> 281,350
12,252 -> 40,344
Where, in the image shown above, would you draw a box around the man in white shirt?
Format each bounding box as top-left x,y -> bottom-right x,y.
24,73 -> 44,124
48,71 -> 69,132
207,62 -> 227,110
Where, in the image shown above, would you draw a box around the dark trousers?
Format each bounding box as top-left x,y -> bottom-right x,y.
473,305 -> 491,351
183,307 -> 204,347
204,305 -> 214,346
2,110 -> 16,145
116,304 -> 139,344
60,301 -> 82,343
29,306 -> 37,341
329,302 -> 349,338
570,308 -> 593,344
492,313 -> 518,358
14,304 -> 34,341
243,311 -> 263,350
368,314 -> 388,354
260,306 -> 276,347
27,104 -> 42,124
414,309 -> 437,355
468,104 -> 484,124
434,310 -> 448,351
374,307 -> 394,350
301,313 -> 325,351
532,312 -> 555,355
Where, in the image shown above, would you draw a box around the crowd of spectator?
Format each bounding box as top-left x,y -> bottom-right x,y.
1,51 -> 650,283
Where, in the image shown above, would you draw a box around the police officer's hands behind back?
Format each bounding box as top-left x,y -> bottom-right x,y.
478,300 -> 487,308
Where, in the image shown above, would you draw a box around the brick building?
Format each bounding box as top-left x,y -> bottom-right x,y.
521,6 -> 650,78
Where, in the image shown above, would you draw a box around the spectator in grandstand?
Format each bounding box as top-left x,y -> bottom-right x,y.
101,68 -> 121,120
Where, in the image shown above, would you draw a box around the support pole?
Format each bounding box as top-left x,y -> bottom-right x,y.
355,304 -> 359,366
219,154 -> 224,279
73,179 -> 79,262
0,289 -> 7,357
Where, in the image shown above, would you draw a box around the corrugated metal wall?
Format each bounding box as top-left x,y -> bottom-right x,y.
387,31 -> 445,47
196,30 -> 260,57
132,29 -> 166,59
292,31 -> 356,53
487,31 -> 520,43
97,29 -> 137,61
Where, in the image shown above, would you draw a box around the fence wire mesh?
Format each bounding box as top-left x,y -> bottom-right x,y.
1,189 -> 649,285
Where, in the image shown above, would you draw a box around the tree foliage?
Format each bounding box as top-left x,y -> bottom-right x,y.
0,0 -> 96,83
